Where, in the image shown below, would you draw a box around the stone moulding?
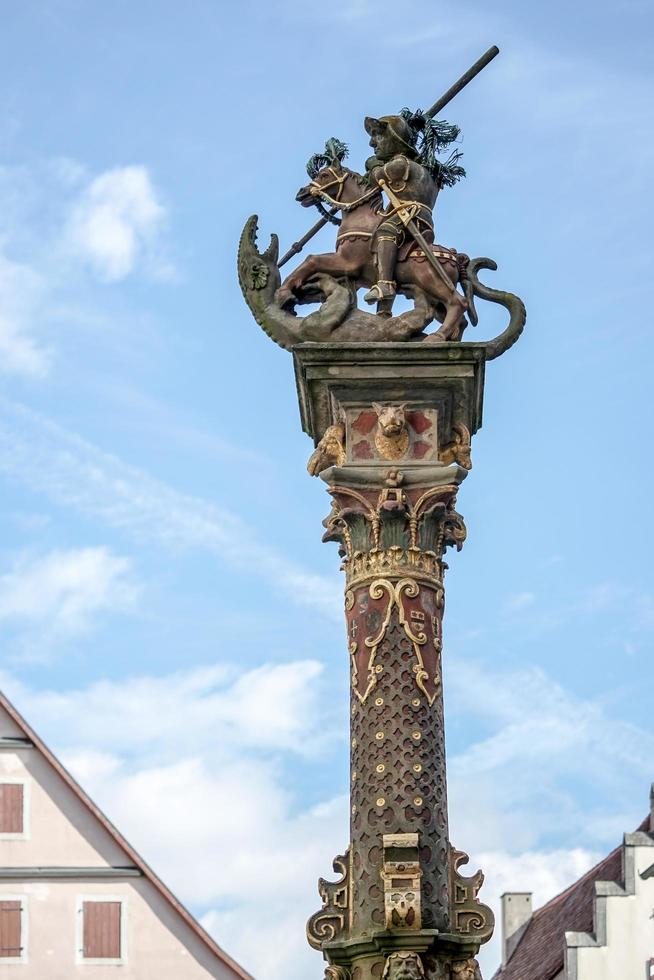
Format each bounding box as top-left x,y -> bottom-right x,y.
293,342 -> 486,452
448,848 -> 495,945
307,851 -> 352,951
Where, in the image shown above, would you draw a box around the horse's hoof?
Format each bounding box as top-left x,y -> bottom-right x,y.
424,329 -> 448,344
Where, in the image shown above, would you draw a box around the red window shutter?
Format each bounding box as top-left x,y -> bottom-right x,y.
0,901 -> 22,957
0,785 -> 23,834
83,901 -> 121,959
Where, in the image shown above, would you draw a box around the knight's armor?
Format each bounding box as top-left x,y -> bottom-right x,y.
363,115 -> 439,305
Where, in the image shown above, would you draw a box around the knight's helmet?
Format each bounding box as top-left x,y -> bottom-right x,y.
364,115 -> 419,156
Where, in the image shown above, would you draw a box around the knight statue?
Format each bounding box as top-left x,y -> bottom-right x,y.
239,44 -> 526,356
362,111 -> 462,310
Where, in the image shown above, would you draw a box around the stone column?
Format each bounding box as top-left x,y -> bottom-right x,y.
342,477 -> 462,940
298,344 -> 494,980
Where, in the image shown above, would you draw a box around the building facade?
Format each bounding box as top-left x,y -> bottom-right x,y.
494,789 -> 654,980
0,691 -> 250,979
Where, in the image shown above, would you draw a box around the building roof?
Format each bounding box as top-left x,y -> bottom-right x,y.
0,689 -> 253,980
493,816 -> 650,980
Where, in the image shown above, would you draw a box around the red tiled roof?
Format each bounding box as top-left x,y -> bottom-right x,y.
493,817 -> 649,980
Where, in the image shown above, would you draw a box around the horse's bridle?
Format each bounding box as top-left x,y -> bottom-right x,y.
310,167 -> 381,212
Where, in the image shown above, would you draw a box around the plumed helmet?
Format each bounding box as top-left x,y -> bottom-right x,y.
364,115 -> 417,153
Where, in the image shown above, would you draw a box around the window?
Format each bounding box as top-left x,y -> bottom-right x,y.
0,784 -> 26,838
0,897 -> 26,963
77,899 -> 125,965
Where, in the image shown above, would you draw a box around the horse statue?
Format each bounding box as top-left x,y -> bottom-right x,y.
238,143 -> 525,355
276,159 -> 473,343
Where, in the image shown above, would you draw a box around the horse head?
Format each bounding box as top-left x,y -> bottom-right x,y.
296,160 -> 347,208
296,162 -> 379,212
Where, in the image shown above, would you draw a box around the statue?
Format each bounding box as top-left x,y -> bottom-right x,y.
239,47 -> 526,353
450,959 -> 483,980
383,952 -> 426,980
307,422 -> 346,476
238,45 -> 525,980
362,111 -> 462,309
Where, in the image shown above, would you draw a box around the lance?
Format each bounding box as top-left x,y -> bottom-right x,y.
278,45 -> 500,268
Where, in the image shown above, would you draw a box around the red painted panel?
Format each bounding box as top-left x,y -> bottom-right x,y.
352,440 -> 374,459
351,410 -> 378,435
0,901 -> 22,957
412,440 -> 431,459
0,785 -> 23,834
83,901 -> 121,959
406,410 -> 433,434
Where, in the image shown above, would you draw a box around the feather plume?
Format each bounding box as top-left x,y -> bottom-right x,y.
399,108 -> 465,186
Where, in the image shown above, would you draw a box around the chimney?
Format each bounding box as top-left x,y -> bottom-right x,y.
501,892 -> 533,966
649,783 -> 654,834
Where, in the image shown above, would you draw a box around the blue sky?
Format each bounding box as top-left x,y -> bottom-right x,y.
0,1 -> 653,976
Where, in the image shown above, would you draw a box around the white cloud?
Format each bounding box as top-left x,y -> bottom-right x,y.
5,660 -> 329,760
0,547 -> 139,655
0,158 -> 176,379
0,253 -> 50,377
0,660 -> 346,980
0,398 -> 341,619
474,846 -> 601,975
64,165 -> 171,282
446,658 -> 654,856
3,651 -> 651,980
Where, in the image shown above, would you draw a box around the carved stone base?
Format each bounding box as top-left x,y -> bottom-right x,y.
320,929 -> 483,980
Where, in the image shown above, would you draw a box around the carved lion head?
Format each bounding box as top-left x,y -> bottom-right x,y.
373,403 -> 408,437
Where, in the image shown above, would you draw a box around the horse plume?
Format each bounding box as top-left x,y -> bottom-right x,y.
307,137 -> 349,178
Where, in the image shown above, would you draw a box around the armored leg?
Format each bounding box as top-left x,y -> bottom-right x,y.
364,237 -> 398,305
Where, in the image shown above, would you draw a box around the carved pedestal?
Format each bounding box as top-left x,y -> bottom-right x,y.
298,345 -> 493,980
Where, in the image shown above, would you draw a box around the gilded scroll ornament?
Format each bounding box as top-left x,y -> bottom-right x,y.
346,546 -> 442,590
347,578 -> 442,705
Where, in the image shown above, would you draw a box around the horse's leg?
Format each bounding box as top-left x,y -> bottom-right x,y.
277,250 -> 360,306
429,289 -> 467,342
398,260 -> 468,341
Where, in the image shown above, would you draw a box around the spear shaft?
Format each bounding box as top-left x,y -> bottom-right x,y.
279,208 -> 339,268
278,45 -> 500,269
425,45 -> 499,119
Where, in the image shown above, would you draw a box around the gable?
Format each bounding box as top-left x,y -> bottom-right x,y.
0,701 -> 128,866
0,691 -> 252,979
